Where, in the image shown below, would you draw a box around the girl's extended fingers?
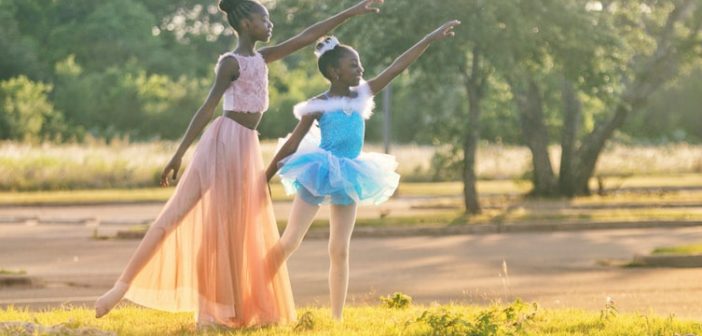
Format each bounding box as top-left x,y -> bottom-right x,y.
366,0 -> 383,10
445,20 -> 461,29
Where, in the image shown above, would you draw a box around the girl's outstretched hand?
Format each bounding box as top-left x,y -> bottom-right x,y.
347,0 -> 384,16
428,20 -> 461,42
160,156 -> 182,187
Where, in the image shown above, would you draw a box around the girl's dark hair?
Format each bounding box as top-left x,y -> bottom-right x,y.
219,0 -> 264,30
315,38 -> 355,80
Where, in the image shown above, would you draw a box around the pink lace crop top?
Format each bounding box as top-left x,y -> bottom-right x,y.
216,52 -> 269,113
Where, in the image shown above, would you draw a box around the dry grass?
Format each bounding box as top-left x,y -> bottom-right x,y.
2,140 -> 701,191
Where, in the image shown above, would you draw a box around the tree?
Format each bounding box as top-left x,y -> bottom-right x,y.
475,0 -> 701,197
0,76 -> 62,141
563,0 -> 702,196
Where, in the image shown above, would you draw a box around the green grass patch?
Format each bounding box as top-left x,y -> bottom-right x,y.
116,213 -> 459,239
0,269 -> 26,276
574,190 -> 702,206
114,207 -> 702,240
594,174 -> 702,189
4,173 -> 702,207
0,181 -> 525,206
652,242 -> 702,256
0,188 -> 176,206
1,299 -> 701,335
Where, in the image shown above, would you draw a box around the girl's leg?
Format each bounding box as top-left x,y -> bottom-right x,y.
327,203 -> 357,321
95,171 -> 203,318
269,195 -> 320,271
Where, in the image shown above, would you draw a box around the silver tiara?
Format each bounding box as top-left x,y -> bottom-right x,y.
314,36 -> 340,58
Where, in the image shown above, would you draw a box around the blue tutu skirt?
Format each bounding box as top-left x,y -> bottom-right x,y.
278,148 -> 399,206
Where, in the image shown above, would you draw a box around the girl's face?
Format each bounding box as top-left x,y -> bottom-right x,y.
243,5 -> 273,42
332,49 -> 364,87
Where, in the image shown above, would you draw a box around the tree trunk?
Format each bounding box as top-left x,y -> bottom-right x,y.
573,100 -> 631,195
558,78 -> 581,197
461,47 -> 484,214
511,78 -> 558,196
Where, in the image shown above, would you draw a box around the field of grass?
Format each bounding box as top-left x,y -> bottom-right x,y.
3,174 -> 702,207
2,140 -> 701,191
0,181 -> 522,206
1,299 -> 701,336
652,242 -> 702,255
0,269 -> 26,276
112,203 -> 702,240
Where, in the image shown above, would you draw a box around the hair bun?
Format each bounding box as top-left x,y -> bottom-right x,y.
219,0 -> 241,13
315,36 -> 340,58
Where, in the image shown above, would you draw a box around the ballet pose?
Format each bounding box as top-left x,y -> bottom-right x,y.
94,0 -> 384,328
266,20 -> 460,320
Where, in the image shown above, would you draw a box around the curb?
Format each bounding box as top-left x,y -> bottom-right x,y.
0,275 -> 32,287
632,254 -> 702,268
335,220 -> 702,238
111,220 -> 702,240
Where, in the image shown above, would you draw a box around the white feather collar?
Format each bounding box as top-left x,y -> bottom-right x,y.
293,81 -> 375,120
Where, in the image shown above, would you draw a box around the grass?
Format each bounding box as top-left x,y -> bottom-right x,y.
0,188 -> 177,206
119,213 -> 459,238
0,181 -> 525,206
2,140 -> 702,192
3,174 -> 702,207
1,300 -> 701,336
0,269 -> 26,276
651,242 -> 702,256
114,206 -> 702,241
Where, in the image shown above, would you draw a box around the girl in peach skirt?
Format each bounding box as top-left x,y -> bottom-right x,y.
94,0 -> 384,328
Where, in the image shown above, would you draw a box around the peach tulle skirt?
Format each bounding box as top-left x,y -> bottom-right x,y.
123,117 -> 295,327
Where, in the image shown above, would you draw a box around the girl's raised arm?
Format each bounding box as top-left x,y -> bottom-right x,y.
367,20 -> 460,95
259,0 -> 383,63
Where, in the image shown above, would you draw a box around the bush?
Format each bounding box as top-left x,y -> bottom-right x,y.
0,76 -> 63,142
380,292 -> 412,309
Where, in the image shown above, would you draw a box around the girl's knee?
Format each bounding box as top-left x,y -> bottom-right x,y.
328,242 -> 349,262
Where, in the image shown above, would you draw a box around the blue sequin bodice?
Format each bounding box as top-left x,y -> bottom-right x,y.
318,110 -> 365,159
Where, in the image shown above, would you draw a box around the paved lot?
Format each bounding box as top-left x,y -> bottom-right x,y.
2,222 -> 702,320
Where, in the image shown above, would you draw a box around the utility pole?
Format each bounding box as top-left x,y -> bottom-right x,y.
383,83 -> 392,154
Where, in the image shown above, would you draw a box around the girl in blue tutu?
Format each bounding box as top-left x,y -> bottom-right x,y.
266,19 -> 460,320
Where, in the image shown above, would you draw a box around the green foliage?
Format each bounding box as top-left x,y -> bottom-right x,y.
0,76 -> 63,142
624,66 -> 702,143
1,0 -> 701,147
261,59 -> 328,139
0,1 -> 45,80
293,311 -> 316,332
380,292 -> 412,309
2,302 -> 702,335
652,242 -> 702,256
412,300 -> 538,336
429,146 -> 463,182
